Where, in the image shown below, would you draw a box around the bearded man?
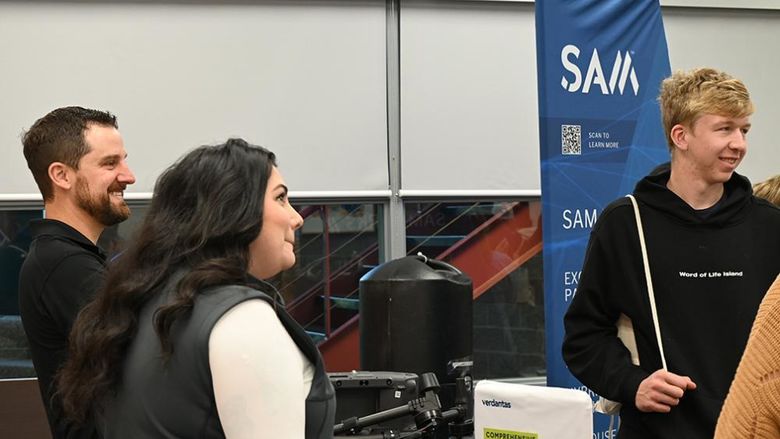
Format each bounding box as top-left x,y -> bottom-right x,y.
19,106 -> 136,439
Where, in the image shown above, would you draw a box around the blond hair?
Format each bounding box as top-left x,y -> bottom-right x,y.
659,68 -> 754,151
753,175 -> 780,207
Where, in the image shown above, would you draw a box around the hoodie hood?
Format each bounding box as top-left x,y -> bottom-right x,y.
634,169 -> 753,227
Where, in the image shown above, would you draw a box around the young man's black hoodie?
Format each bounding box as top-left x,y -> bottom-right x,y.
563,169 -> 780,439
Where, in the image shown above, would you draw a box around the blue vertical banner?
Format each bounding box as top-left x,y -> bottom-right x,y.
536,1 -> 671,436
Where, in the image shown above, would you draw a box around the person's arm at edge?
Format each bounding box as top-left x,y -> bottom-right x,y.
715,275 -> 780,438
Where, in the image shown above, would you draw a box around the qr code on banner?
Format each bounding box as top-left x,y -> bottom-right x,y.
561,124 -> 582,155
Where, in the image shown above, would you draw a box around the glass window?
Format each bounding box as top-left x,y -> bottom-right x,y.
2,200 -> 542,381
279,203 -> 383,341
0,209 -> 43,379
404,200 -> 544,380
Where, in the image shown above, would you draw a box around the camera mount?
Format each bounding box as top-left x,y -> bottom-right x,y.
333,372 -> 473,439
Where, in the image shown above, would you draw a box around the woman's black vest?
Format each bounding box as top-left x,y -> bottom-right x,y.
101,283 -> 335,439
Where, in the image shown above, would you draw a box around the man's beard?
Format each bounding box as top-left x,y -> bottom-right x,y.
75,176 -> 130,226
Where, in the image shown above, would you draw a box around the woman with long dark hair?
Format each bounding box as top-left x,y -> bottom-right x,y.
56,138 -> 335,438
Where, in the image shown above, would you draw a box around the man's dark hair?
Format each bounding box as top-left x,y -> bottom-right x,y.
22,106 -> 118,201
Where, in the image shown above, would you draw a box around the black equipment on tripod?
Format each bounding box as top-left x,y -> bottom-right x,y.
332,372 -> 473,439
360,254 -> 473,412
329,371 -> 419,432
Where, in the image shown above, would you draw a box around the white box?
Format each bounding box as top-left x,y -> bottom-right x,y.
474,380 -> 593,439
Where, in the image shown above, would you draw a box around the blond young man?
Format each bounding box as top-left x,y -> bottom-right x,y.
562,68 -> 780,438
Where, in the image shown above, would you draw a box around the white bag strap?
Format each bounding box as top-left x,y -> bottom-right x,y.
626,194 -> 667,370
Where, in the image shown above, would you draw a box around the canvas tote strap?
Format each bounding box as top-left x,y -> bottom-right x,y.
626,194 -> 667,370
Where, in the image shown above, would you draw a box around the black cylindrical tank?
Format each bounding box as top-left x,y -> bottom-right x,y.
359,253 -> 472,407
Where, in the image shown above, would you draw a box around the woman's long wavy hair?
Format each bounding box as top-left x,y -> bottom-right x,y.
56,138 -> 277,425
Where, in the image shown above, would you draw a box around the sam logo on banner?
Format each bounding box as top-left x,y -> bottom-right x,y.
536,0 -> 671,437
561,45 -> 639,96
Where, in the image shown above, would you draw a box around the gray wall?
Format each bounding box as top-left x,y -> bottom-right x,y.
663,6 -> 780,184
400,1 -> 539,195
1,1 -> 778,200
0,1 -> 389,197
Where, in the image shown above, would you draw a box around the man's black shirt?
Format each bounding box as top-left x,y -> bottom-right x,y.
19,219 -> 105,439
